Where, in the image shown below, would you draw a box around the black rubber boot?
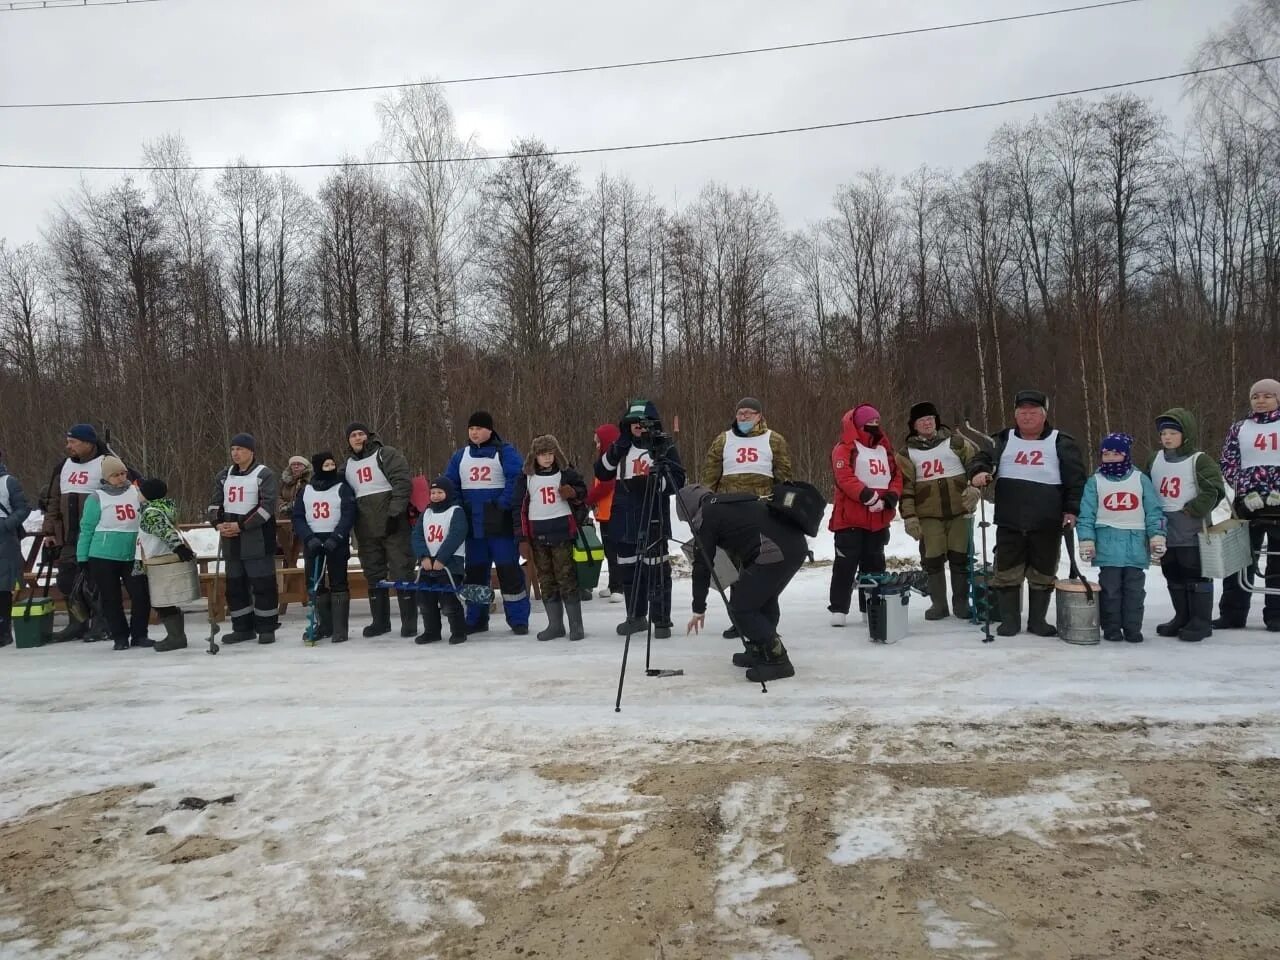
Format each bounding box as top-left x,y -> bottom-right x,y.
1156,584 -> 1190,637
924,571 -> 949,620
564,597 -> 585,641
397,592 -> 418,638
154,613 -> 187,652
414,595 -> 442,645
616,616 -> 648,636
257,630 -> 276,644
363,588 -> 392,638
538,599 -> 566,641
996,588 -> 1021,637
330,591 -> 350,643
744,638 -> 795,683
1180,583 -> 1214,642
1026,588 -> 1057,637
0,615 -> 12,648
731,644 -> 759,668
313,592 -> 334,641
723,625 -> 741,639
949,564 -> 971,619
52,616 -> 89,642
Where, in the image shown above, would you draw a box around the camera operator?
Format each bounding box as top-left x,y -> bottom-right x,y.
678,484 -> 807,683
595,399 -> 686,638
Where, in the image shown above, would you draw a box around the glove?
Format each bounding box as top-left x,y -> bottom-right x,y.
1149,535 -> 1167,561
904,516 -> 922,541
881,492 -> 899,511
859,489 -> 881,507
385,514 -> 403,536
1078,540 -> 1096,562
961,485 -> 981,513
558,484 -> 577,501
323,536 -> 343,553
306,537 -> 323,553
1267,491 -> 1280,507
173,544 -> 195,563
1243,492 -> 1265,513
607,437 -> 630,464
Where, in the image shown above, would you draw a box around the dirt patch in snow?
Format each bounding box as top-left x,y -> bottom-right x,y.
436,759 -> 1280,960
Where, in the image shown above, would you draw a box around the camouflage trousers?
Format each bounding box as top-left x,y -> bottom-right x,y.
919,516 -> 971,575
531,541 -> 577,601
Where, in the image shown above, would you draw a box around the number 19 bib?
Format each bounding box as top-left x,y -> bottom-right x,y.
345,454 -> 393,498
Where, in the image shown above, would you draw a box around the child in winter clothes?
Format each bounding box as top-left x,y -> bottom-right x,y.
1077,434 -> 1165,643
828,403 -> 903,626
1216,378 -> 1280,631
410,477 -> 469,645
585,424 -> 623,602
518,435 -> 589,641
77,456 -> 151,650
1145,409 -> 1226,642
138,478 -> 197,652
292,452 -> 357,643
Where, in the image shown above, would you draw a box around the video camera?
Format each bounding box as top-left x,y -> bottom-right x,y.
634,417 -> 674,457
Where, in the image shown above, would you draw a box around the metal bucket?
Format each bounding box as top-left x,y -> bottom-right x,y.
1055,579 -> 1100,645
145,558 -> 201,607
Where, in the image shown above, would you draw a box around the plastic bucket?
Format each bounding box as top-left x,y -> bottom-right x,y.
145,558 -> 201,607
12,598 -> 54,649
1055,579 -> 1100,645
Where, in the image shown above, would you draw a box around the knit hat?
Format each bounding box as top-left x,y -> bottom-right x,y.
346,421 -> 370,438
230,432 -> 256,452
66,423 -> 98,444
1098,432 -> 1134,479
1155,415 -> 1183,434
467,411 -> 495,432
736,397 -> 763,414
430,475 -> 457,501
101,455 -> 127,479
852,404 -> 881,430
288,455 -> 310,471
1014,389 -> 1048,410
311,451 -> 337,475
907,401 -> 941,434
1250,378 -> 1280,398
139,477 -> 167,501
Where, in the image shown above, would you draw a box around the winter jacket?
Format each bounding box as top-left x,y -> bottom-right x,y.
1219,407 -> 1280,520
77,480 -> 142,563
830,409 -> 903,533
0,464 -> 32,591
277,457 -> 312,521
586,424 -> 619,523
1143,407 -> 1226,549
139,498 -> 186,560
685,492 -> 808,615
411,487 -> 469,578
1077,468 -> 1165,570
444,433 -> 524,541
206,460 -> 278,563
345,432 -> 413,542
515,439 -> 588,546
40,440 -> 111,563
594,401 -> 686,543
700,418 -> 794,497
291,473 -> 357,546
896,427 -> 977,522
968,424 -> 1087,532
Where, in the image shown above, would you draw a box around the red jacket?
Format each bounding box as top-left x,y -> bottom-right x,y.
830,409 -> 903,532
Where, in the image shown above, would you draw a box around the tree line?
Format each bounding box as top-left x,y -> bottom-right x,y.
1,1 -> 1277,515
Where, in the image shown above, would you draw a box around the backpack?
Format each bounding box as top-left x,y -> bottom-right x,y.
766,481 -> 827,537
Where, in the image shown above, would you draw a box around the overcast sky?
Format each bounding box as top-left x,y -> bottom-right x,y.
0,0 -> 1232,245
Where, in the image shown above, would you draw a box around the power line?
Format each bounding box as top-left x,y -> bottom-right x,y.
0,0 -> 1152,109
3,56 -> 1271,174
2,0 -> 165,11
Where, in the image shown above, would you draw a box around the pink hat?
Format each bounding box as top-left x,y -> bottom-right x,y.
853,404 -> 881,430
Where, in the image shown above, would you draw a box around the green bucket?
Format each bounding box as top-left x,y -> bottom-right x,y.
12,598 -> 55,649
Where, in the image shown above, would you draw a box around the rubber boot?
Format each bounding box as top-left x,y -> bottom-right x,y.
313,592 -> 334,641
330,591 -> 350,643
616,616 -> 648,636
537,598 -> 567,641
731,644 -> 759,668
924,570 -> 949,620
52,615 -> 88,642
723,625 -> 741,639
0,614 -> 11,648
565,596 -> 585,641
745,637 -> 795,683
154,612 -> 187,652
1179,582 -> 1213,643
444,595 -> 468,644
363,588 -> 392,638
414,595 -> 442,645
397,592 -> 418,638
1156,584 -> 1190,637
949,565 -> 971,619
996,588 -> 1021,637
1026,588 -> 1057,637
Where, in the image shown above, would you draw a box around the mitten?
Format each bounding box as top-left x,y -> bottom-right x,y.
882,492 -> 900,511
173,544 -> 195,562
306,537 -> 323,553
323,536 -> 343,553
1267,491 -> 1280,507
904,516 -> 922,540
1243,492 -> 1265,513
1149,535 -> 1167,561
858,489 -> 881,507
1078,540 -> 1096,562
558,484 -> 576,500
961,485 -> 981,513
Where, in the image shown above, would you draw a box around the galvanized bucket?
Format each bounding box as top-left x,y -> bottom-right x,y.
1055,579 -> 1100,645
145,557 -> 201,607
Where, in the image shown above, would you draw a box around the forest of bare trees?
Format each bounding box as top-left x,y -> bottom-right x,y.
2,2 -> 1279,514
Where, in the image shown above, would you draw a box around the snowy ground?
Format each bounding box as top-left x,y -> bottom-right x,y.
5,510 -> 1280,958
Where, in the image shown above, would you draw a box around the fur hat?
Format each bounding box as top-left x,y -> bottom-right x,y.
139,477 -> 167,501
907,401 -> 941,434
230,432 -> 256,452
101,455 -> 127,479
1250,378 -> 1280,398
525,434 -> 568,474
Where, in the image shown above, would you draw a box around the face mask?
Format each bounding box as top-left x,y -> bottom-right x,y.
736,419 -> 755,433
